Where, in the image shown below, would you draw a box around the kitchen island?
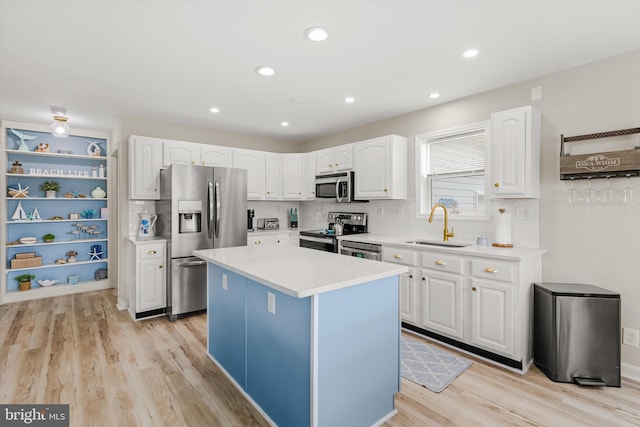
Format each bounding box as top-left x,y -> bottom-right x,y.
193,245 -> 408,427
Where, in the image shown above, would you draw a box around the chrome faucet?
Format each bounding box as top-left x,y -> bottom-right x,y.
428,204 -> 455,242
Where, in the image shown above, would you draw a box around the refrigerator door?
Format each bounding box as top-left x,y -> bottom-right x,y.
211,167 -> 247,248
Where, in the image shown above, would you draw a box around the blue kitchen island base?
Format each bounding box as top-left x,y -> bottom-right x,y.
205,262 -> 400,427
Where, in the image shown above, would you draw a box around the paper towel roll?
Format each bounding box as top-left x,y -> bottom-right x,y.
493,209 -> 512,247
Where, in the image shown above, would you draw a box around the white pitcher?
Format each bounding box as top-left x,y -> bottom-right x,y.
138,211 -> 157,237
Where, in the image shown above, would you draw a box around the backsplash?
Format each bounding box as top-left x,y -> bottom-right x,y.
129,198 -> 539,247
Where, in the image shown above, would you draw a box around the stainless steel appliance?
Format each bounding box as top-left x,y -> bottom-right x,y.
340,240 -> 382,260
315,171 -> 362,203
156,164 -> 247,320
299,212 -> 368,253
256,218 -> 279,230
533,283 -> 621,387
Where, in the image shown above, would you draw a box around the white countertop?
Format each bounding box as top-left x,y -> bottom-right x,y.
126,236 -> 167,244
193,245 -> 407,298
337,233 -> 548,261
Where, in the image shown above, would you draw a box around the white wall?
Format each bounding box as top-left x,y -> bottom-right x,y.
298,49 -> 640,370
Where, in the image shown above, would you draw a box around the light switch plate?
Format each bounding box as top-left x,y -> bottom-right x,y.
267,292 -> 276,314
222,274 -> 227,290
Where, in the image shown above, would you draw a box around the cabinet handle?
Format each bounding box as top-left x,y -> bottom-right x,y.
421,277 -> 426,281
153,187 -> 157,192
472,286 -> 477,291
494,182 -> 500,187
435,260 -> 446,266
409,274 -> 413,279
384,188 -> 388,192
191,160 -> 195,165
255,240 -> 261,245
298,192 -> 301,195
394,254 -> 403,259
159,265 -> 163,269
484,267 -> 498,273
202,161 -> 205,165
277,240 -> 281,243
147,250 -> 157,255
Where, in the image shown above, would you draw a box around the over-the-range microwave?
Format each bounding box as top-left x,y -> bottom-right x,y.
315,171 -> 367,203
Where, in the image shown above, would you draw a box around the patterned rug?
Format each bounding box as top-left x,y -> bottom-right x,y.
401,334 -> 472,393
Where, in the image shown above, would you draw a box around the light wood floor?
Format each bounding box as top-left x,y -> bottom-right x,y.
1,289 -> 639,427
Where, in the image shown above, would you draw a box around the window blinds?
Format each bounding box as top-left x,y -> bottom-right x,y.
426,131 -> 485,176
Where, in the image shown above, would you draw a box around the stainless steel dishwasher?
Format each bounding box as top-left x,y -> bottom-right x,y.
340,240 -> 382,261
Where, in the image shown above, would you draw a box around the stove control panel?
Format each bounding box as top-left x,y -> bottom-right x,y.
327,212 -> 368,226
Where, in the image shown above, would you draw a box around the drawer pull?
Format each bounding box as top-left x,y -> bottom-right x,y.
421,277 -> 426,281
472,286 -> 477,291
435,260 -> 446,266
159,265 -> 163,269
494,182 -> 500,187
484,267 -> 498,273
394,254 -> 403,259
409,274 -> 413,279
148,250 -> 157,255
191,160 -> 195,165
255,240 -> 261,245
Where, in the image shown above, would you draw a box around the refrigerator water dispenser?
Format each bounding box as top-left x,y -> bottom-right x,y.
178,200 -> 202,233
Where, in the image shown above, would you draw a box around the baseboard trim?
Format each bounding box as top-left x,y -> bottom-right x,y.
116,299 -> 128,311
622,362 -> 640,382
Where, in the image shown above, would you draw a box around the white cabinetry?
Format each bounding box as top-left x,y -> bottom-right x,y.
129,135 -> 163,199
201,144 -> 231,167
233,149 -> 266,200
316,144 -> 353,174
383,247 -> 418,324
248,232 -> 294,246
353,135 -> 407,199
265,153 -> 282,200
128,239 -> 166,320
420,252 -> 464,340
163,139 -> 201,166
490,105 -> 541,198
282,154 -> 304,199
304,152 -> 316,199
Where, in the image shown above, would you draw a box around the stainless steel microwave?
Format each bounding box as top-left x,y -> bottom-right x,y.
315,171 -> 356,203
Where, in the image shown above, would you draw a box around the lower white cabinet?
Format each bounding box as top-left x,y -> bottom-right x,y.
381,243 -> 542,372
128,238 -> 166,320
248,231 -> 296,246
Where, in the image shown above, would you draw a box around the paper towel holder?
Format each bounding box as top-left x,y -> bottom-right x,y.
492,208 -> 513,248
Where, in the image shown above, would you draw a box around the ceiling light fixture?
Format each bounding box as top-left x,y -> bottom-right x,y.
429,92 -> 441,99
281,122 -> 289,127
210,107 -> 220,113
345,96 -> 355,104
304,26 -> 329,42
49,106 -> 70,138
462,49 -> 479,58
256,66 -> 275,77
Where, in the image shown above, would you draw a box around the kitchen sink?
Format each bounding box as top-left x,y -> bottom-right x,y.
404,240 -> 470,248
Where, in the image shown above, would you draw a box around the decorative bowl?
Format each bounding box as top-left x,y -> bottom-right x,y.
37,279 -> 58,287
18,236 -> 37,244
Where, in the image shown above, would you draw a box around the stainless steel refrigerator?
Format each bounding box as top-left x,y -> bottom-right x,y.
156,164 -> 247,320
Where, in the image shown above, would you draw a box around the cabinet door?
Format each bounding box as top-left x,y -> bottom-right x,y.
249,234 -> 276,246
470,278 -> 514,357
137,257 -> 165,311
421,270 -> 463,339
316,148 -> 334,174
333,144 -> 353,171
265,153 -> 282,199
354,136 -> 390,199
201,144 -> 231,167
303,152 -> 316,199
233,149 -> 265,199
282,154 -> 304,199
490,106 -> 540,198
163,140 -> 201,166
400,268 -> 419,325
129,135 -> 163,199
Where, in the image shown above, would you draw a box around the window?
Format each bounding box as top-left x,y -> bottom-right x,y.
416,121 -> 489,218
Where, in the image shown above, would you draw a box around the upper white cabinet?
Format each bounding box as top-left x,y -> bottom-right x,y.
490,106 -> 541,198
303,152 -> 316,200
316,144 -> 353,174
353,135 -> 407,199
233,149 -> 266,200
163,139 -> 201,166
265,153 -> 282,199
201,144 -> 232,167
129,135 -> 163,199
282,154 -> 304,199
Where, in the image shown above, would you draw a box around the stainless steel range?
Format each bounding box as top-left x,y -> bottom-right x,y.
299,212 -> 368,253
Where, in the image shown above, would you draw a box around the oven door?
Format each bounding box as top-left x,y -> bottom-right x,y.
299,235 -> 337,253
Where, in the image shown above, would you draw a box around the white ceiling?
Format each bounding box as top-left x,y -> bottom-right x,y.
1,1 -> 640,142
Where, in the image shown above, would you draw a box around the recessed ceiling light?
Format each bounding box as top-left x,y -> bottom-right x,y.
210,107 -> 220,113
256,66 -> 275,77
429,92 -> 440,99
462,49 -> 479,58
281,122 -> 289,127
345,96 -> 355,104
304,26 -> 329,42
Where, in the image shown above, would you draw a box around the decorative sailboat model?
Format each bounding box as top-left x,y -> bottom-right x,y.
11,200 -> 28,220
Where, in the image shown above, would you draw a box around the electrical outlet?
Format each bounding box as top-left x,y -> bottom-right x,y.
623,327 -> 640,347
516,206 -> 532,222
267,292 -> 276,314
222,274 -> 227,290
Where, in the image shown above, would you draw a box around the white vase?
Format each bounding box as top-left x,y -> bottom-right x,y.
45,190 -> 56,199
91,186 -> 106,198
